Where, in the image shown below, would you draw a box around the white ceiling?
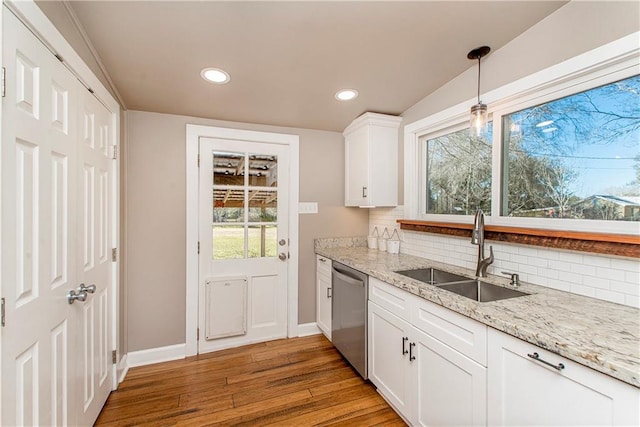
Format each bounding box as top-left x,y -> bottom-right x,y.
65,1 -> 567,132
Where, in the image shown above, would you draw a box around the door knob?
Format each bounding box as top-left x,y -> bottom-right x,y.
78,283 -> 96,294
68,290 -> 88,304
278,253 -> 287,261
279,239 -> 286,246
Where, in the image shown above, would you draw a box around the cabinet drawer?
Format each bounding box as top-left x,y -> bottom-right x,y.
369,277 -> 412,322
412,299 -> 487,366
316,255 -> 331,277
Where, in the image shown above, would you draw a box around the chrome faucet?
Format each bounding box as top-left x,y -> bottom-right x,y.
471,208 -> 494,277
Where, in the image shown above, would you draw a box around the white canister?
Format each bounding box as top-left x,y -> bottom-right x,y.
367,236 -> 378,249
387,239 -> 400,254
378,228 -> 390,251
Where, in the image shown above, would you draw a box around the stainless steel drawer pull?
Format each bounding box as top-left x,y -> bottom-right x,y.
409,342 -> 416,361
402,337 -> 408,355
326,287 -> 332,298
527,352 -> 565,371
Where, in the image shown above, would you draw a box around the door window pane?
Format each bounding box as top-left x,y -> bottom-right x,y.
213,152 -> 245,186
248,190 -> 277,222
248,225 -> 277,258
213,189 -> 244,223
248,154 -> 277,187
212,226 -> 244,260
502,75 -> 640,221
425,125 -> 492,215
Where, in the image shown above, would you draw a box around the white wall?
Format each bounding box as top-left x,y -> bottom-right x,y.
370,207 -> 640,308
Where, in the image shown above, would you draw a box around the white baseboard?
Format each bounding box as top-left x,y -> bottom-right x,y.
297,322 -> 322,337
117,354 -> 129,383
127,343 -> 186,368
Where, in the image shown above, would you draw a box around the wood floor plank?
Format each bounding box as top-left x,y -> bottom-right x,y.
96,335 -> 405,426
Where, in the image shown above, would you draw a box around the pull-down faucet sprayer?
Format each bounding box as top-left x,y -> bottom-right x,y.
471,208 -> 494,277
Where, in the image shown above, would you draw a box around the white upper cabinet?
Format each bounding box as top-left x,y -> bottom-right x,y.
344,112 -> 402,207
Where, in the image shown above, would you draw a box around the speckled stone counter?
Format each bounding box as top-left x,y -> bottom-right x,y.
315,243 -> 640,388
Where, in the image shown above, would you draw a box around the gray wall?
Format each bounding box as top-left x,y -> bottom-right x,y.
126,110 -> 367,351
397,0 -> 640,204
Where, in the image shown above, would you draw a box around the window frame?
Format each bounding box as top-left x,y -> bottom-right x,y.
405,32 -> 640,235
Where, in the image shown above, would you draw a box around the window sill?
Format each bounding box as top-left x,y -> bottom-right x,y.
397,220 -> 640,258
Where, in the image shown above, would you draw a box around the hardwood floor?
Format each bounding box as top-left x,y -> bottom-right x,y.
95,334 -> 406,426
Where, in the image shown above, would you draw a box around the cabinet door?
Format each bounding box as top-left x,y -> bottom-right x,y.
316,271 -> 332,339
488,328 -> 640,426
316,256 -> 331,339
344,126 -> 369,206
368,301 -> 412,417
412,328 -> 487,427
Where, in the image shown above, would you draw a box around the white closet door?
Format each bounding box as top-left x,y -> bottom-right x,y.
1,9 -> 113,426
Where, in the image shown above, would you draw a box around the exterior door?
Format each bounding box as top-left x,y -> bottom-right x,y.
1,9 -> 113,426
198,138 -> 289,354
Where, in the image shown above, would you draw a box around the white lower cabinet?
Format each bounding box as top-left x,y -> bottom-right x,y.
368,299 -> 487,426
413,327 -> 487,426
316,255 -> 332,339
368,301 -> 413,418
488,328 -> 640,427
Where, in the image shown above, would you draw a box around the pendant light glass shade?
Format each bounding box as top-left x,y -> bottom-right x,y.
470,103 -> 488,137
468,46 -> 491,137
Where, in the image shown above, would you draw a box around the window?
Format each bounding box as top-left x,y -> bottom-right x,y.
407,34 -> 639,234
502,75 -> 640,221
424,124 -> 493,215
211,151 -> 278,259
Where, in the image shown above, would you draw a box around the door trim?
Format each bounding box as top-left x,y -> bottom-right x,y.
185,124 -> 299,357
2,0 -> 121,392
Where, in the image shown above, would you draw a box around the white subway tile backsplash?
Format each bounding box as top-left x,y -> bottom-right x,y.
595,267 -> 626,282
548,260 -> 572,272
585,277 -> 610,290
611,281 -> 640,296
571,284 -> 596,298
556,252 -> 584,263
547,279 -> 572,292
558,271 -> 583,284
595,289 -> 626,305
527,257 -> 549,268
583,255 -> 611,269
625,271 -> 640,284
571,263 -> 595,277
610,258 -> 640,273
625,295 -> 640,309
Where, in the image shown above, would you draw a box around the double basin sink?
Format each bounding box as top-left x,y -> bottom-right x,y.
395,268 -> 528,302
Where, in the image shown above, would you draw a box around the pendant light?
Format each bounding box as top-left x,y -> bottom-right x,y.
467,46 -> 491,137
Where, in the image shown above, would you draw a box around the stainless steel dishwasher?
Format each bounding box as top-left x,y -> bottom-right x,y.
331,261 -> 368,379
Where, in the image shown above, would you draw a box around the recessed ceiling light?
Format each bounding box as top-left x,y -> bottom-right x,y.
536,120 -> 554,127
335,89 -> 359,101
201,68 -> 230,84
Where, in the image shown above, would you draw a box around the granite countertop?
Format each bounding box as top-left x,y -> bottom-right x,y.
315,239 -> 640,388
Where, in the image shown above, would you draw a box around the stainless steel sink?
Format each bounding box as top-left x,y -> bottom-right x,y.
437,280 -> 529,302
395,268 -> 469,285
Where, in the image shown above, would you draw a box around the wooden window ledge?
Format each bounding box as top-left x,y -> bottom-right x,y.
397,220 -> 640,258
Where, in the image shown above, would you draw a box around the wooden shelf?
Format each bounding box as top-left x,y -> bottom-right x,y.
397,220 -> 640,258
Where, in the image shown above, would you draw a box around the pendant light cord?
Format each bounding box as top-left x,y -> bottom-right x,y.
477,57 -> 481,104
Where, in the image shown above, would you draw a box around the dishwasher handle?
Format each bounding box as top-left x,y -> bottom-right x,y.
333,269 -> 364,287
